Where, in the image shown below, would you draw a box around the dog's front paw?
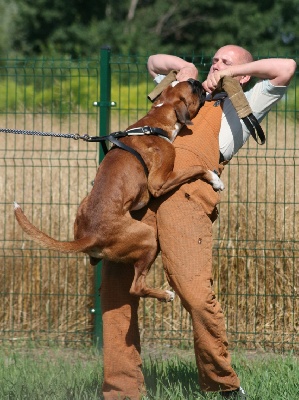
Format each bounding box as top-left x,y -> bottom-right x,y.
166,290 -> 175,301
210,170 -> 225,191
159,290 -> 175,302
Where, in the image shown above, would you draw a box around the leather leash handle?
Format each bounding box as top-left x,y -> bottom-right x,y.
242,114 -> 266,145
212,76 -> 266,145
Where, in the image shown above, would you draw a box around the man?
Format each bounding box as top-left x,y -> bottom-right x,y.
100,45 -> 296,399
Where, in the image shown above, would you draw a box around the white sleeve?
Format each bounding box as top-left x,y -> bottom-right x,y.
219,80 -> 288,160
153,74 -> 166,84
247,79 -> 287,120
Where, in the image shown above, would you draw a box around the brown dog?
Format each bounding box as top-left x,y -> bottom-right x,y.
14,79 -> 224,302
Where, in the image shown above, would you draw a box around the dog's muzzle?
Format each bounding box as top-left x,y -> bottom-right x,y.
187,78 -> 206,107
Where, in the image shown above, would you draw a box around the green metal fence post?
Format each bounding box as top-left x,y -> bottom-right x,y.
92,45 -> 113,347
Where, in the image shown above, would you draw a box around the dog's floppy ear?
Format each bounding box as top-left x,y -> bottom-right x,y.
174,101 -> 193,125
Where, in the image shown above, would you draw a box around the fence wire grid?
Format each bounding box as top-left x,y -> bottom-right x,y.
0,50 -> 298,352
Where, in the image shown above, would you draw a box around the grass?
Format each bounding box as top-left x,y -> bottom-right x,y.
143,350 -> 299,399
0,346 -> 297,399
0,346 -> 103,400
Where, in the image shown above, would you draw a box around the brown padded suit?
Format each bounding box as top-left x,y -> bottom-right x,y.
100,100 -> 240,399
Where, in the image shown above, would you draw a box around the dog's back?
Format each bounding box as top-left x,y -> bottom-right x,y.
14,80 -> 224,301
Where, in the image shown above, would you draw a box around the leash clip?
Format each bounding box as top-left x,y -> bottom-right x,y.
78,134 -> 92,142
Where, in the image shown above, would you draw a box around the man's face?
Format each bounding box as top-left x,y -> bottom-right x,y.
209,46 -> 247,84
210,48 -> 239,73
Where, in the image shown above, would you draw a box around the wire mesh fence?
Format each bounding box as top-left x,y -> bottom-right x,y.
0,57 -> 100,345
0,51 -> 298,352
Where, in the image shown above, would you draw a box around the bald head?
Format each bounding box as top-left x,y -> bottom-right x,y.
213,45 -> 254,66
209,45 -> 254,87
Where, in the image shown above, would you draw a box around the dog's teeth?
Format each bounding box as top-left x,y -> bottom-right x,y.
13,202 -> 20,210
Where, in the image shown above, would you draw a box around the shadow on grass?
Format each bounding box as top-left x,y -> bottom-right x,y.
143,356 -> 205,399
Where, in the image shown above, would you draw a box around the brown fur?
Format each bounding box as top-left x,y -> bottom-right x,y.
14,80 -> 223,301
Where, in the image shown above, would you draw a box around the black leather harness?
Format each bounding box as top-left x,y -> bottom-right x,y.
89,126 -> 170,176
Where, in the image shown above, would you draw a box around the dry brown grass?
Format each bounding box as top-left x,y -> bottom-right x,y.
0,112 -> 298,351
213,113 -> 299,352
0,113 -> 98,345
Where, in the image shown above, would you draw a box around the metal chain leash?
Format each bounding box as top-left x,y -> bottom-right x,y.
0,125 -> 165,176
0,127 -> 92,141
0,126 -> 169,143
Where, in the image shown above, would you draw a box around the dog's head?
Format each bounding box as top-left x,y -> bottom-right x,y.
153,79 -> 205,125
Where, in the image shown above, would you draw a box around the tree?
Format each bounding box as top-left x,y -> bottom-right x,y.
7,0 -> 299,57
0,0 -> 18,55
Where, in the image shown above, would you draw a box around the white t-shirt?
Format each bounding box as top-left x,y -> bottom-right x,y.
218,80 -> 286,160
153,75 -> 287,161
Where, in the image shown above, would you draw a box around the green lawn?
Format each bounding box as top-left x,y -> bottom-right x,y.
0,346 -> 297,399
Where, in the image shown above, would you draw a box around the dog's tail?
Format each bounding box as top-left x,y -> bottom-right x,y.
14,202 -> 95,254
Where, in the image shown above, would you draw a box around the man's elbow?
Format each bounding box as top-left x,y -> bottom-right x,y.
283,59 -> 297,85
147,55 -> 158,78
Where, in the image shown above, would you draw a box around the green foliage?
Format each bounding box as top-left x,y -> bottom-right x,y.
0,64 -> 150,116
0,0 -> 19,55
12,0 -> 107,56
3,0 -> 299,57
0,68 -> 298,123
0,75 -> 96,114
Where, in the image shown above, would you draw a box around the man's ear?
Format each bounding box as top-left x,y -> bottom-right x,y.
175,102 -> 193,125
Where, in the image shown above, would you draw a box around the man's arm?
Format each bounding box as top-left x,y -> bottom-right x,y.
204,58 -> 297,92
147,54 -> 198,81
147,54 -> 296,92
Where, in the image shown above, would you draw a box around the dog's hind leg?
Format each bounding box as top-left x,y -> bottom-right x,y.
102,215 -> 175,302
126,223 -> 175,302
130,251 -> 175,302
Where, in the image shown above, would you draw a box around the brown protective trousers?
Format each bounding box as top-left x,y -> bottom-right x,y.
100,101 -> 240,399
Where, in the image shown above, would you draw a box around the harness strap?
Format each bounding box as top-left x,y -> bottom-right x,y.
86,126 -> 169,143
108,135 -> 149,177
95,126 -> 170,177
0,124 -> 167,177
125,126 -> 170,140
